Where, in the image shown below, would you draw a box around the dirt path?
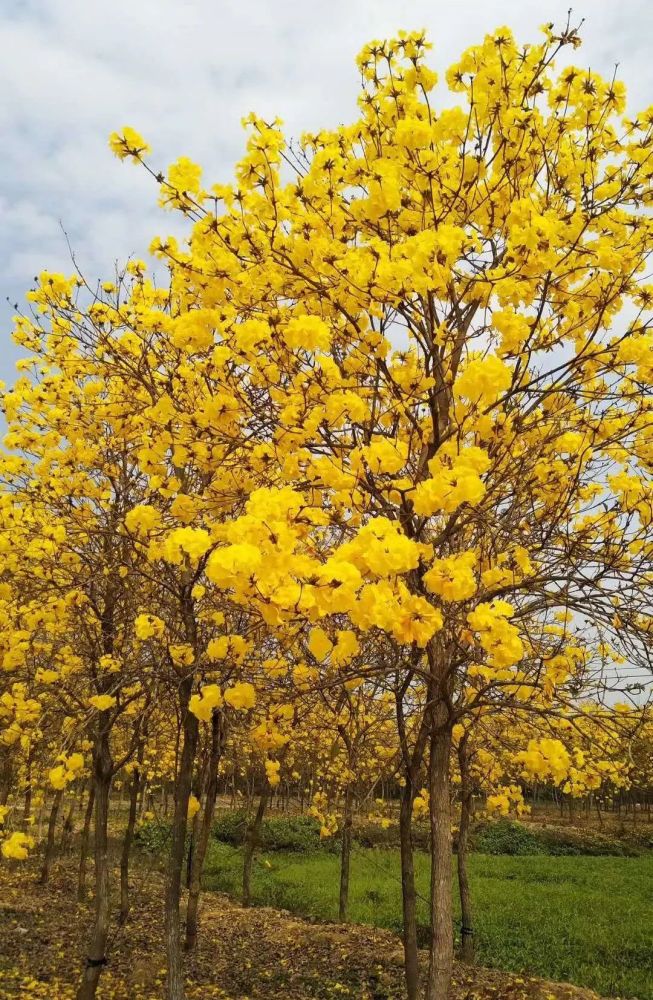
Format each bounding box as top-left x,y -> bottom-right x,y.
0,860 -> 608,1000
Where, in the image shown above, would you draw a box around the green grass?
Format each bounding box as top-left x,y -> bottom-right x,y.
204,843 -> 653,1000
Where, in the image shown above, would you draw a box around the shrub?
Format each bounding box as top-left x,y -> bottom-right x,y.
353,820 -> 430,850
212,809 -> 249,845
134,819 -> 172,853
261,815 -> 322,852
535,826 -> 637,857
212,810 -> 322,852
471,819 -> 641,857
473,820 -> 545,856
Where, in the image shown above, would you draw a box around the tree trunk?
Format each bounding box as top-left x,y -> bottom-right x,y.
185,788 -> 202,891
39,789 -> 63,884
164,676 -> 199,1000
137,774 -> 147,820
120,748 -> 143,924
22,749 -> 33,828
457,738 -> 474,963
398,785 -> 420,1000
23,785 -> 33,829
185,710 -> 222,951
242,788 -> 269,907
0,748 -> 13,806
426,716 -> 453,1000
61,799 -> 76,855
78,784 -> 95,902
76,726 -> 113,1000
338,784 -> 354,921
595,796 -> 604,830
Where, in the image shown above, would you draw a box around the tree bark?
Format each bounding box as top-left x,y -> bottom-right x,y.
185,756 -> 204,892
76,725 -> 113,1000
78,783 -> 95,902
242,788 -> 269,907
39,789 -> 63,885
394,665 -> 432,1000
595,795 -> 604,830
398,784 -> 420,1000
120,745 -> 143,924
164,675 -> 199,1000
185,710 -> 222,951
61,799 -> 77,855
426,715 -> 453,1000
137,773 -> 147,820
23,784 -> 32,829
22,749 -> 34,828
0,748 -> 13,806
457,737 -> 475,963
338,784 -> 354,922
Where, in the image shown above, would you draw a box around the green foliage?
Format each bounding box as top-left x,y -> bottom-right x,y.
133,819 -> 172,853
472,819 -> 641,857
472,820 -> 546,856
533,825 -> 640,857
138,810 -> 643,863
354,815 -> 646,856
204,842 -> 653,1000
212,809 -> 249,845
262,815 -> 324,852
212,809 -> 323,852
353,820 -> 429,850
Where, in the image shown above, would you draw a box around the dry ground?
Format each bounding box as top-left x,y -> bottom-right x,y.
0,858 -> 613,1000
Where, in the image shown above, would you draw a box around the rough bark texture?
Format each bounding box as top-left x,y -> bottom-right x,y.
426,716 -> 454,1000
185,710 -> 223,951
394,669 -> 431,1000
0,748 -> 12,806
242,789 -> 270,907
398,784 -> 420,1000
119,745 -> 143,924
164,675 -> 199,1000
77,783 -> 95,902
76,726 -> 113,1000
23,784 -> 32,829
61,800 -> 77,855
338,785 -> 354,921
22,751 -> 33,828
457,737 -> 475,964
39,789 -> 63,885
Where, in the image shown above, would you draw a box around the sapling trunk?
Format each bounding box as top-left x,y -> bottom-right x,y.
426,717 -> 454,1000
61,799 -> 77,855
78,783 -> 95,902
119,748 -> 143,924
398,784 -> 420,1000
76,726 -> 113,1000
457,736 -> 475,963
39,789 -> 63,885
338,784 -> 354,921
23,785 -> 32,829
185,709 -> 222,951
164,676 -> 199,1000
0,749 -> 12,806
242,788 -> 269,907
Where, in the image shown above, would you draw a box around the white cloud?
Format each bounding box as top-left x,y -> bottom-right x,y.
1,0 -> 653,378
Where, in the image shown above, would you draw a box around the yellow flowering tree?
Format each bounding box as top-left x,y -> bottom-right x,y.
2,16 -> 652,1000
107,22 -> 653,997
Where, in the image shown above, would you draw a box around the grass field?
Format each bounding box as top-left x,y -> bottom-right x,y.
204,843 -> 653,1000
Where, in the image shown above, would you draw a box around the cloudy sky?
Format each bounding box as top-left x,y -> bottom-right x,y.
2,0 -> 653,383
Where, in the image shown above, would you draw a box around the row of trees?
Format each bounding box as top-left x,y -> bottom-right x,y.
1,18 -> 652,1000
